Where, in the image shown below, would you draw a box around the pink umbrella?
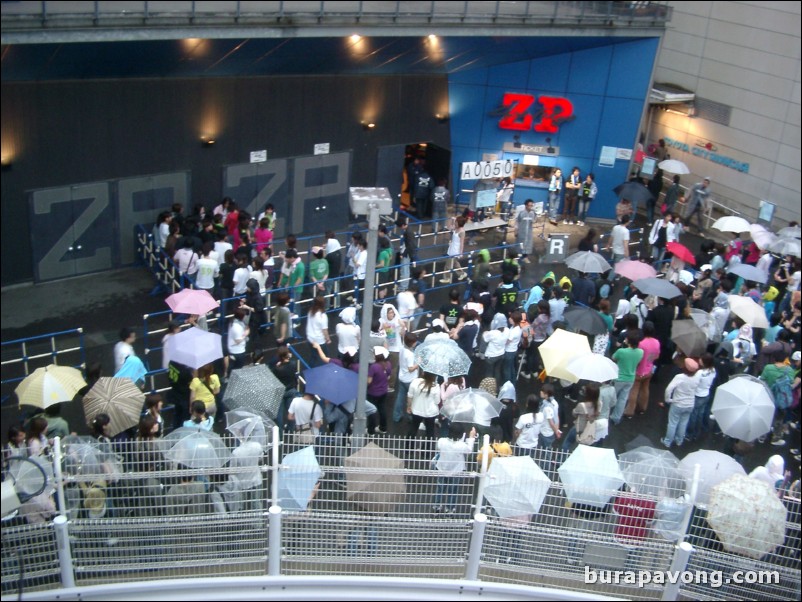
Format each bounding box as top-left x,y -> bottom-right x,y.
614,260 -> 657,281
166,288 -> 219,315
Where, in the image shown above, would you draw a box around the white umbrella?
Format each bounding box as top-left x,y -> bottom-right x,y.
728,295 -> 769,328
679,450 -> 745,507
565,353 -> 618,383
727,263 -> 768,284
707,475 -> 787,559
484,456 -> 551,518
712,216 -> 751,234
169,327 -> 223,370
768,236 -> 801,258
564,251 -> 612,274
657,159 -> 690,174
749,224 -> 777,250
710,375 -> 775,442
163,428 -> 231,470
225,408 -> 276,447
539,329 -> 592,382
558,445 -> 624,508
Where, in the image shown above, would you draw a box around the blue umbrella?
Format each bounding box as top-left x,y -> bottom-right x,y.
278,445 -> 322,511
303,363 -> 358,406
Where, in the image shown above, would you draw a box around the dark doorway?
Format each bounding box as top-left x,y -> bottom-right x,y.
375,142 -> 451,219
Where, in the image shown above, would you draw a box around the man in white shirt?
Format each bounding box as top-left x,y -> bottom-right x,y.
609,215 -> 631,264
288,393 -> 323,436
195,243 -> 219,292
114,327 -> 137,373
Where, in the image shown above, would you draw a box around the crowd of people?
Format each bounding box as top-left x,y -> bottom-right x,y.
6,181 -> 801,527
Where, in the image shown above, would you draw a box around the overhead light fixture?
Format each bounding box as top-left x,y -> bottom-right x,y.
513,134 -> 522,149
350,34 -> 361,42
201,137 -> 216,147
362,122 -> 376,131
435,113 -> 449,124
659,104 -> 695,117
428,34 -> 438,42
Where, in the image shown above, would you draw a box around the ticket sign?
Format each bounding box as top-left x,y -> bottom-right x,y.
545,234 -> 570,263
460,159 -> 515,181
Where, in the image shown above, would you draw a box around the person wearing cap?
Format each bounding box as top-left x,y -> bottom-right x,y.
426,318 -> 451,342
336,306 -> 360,356
660,358 -> 701,448
686,177 -> 711,234
732,324 -> 757,372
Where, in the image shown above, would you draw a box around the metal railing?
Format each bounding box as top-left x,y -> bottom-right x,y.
0,328 -> 86,406
2,432 -> 798,600
1,2 -> 672,33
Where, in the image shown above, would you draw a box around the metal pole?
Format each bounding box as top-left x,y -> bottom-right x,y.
353,204 -> 380,440
661,542 -> 694,601
53,515 -> 75,588
464,512 -> 487,581
52,437 -> 67,518
268,505 -> 282,576
271,425 -> 280,507
473,434 -> 491,514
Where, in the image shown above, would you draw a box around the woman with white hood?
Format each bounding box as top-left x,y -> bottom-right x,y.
613,298 -> 631,332
380,303 -> 405,392
749,455 -> 789,495
336,306 -> 360,356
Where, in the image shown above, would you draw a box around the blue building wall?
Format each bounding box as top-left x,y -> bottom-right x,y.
448,38 -> 659,219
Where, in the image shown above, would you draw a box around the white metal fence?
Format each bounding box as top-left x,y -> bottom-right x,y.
2,432 -> 799,600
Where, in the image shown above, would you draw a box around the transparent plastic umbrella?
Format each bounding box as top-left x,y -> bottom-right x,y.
768,237 -> 801,258
690,309 -> 722,343
728,295 -> 769,328
163,427 -> 231,469
484,456 -> 551,518
657,159 -> 690,174
61,435 -> 123,481
749,224 -> 777,250
618,446 -> 685,499
558,445 -> 624,508
6,455 -> 55,502
225,408 -> 276,447
440,388 -> 503,427
413,339 -> 472,379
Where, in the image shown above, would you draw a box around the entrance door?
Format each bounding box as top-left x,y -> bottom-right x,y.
30,182 -> 115,282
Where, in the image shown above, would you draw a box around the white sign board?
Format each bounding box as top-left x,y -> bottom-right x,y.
460,159 -> 515,181
599,146 -> 616,168
615,148 -> 632,160
314,143 -> 330,156
250,150 -> 267,163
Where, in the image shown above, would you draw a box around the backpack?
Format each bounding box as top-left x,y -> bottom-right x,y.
771,371 -> 794,410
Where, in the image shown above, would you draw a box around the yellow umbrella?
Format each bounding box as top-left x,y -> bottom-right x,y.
538,329 -> 591,383
15,365 -> 86,409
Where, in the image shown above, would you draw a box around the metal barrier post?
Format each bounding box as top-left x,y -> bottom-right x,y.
271,425 -> 280,507
52,437 -> 67,518
53,515 -> 75,588
662,542 -> 694,601
473,434 -> 490,514
268,505 -> 283,576
464,513 -> 487,581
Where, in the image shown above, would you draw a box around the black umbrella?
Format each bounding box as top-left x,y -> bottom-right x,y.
563,306 -> 608,336
613,181 -> 654,205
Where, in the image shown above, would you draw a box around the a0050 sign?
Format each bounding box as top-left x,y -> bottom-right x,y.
460,160 -> 514,181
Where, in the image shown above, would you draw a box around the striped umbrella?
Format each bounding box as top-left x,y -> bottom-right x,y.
15,365 -> 86,410
82,377 -> 145,437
